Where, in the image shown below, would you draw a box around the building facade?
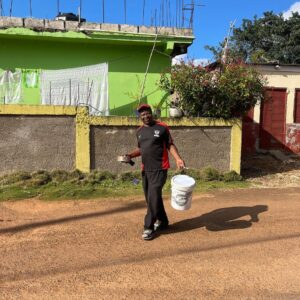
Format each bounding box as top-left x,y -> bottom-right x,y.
0,17 -> 194,116
242,64 -> 300,155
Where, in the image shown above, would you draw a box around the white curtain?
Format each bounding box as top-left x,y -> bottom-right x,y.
41,63 -> 109,116
0,70 -> 22,104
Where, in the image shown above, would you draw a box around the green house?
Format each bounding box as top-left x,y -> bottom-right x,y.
0,17 -> 194,116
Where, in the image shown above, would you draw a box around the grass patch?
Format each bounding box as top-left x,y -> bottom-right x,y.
0,168 -> 248,202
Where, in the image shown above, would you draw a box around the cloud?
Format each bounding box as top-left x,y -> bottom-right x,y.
192,58 -> 211,67
172,54 -> 188,65
283,2 -> 300,19
172,55 -> 211,66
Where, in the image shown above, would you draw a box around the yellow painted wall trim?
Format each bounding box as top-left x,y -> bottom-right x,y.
230,120 -> 242,174
0,104 -> 77,115
89,116 -> 141,126
75,107 -> 90,173
89,116 -> 239,127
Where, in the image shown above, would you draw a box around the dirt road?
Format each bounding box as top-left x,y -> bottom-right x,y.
0,187 -> 300,299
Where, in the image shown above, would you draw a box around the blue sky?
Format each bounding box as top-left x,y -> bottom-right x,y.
1,0 -> 300,63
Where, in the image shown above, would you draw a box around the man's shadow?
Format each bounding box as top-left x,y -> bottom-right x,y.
166,205 -> 268,234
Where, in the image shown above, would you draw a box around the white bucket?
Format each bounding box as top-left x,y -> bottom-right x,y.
171,175 -> 196,211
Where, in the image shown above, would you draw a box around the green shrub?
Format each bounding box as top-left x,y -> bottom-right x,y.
0,171 -> 32,185
222,171 -> 243,182
181,168 -> 202,180
69,169 -> 85,180
201,167 -> 221,181
29,170 -> 52,187
50,170 -> 71,183
87,170 -> 116,184
118,171 -> 141,182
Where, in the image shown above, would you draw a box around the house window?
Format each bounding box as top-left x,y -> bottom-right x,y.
294,89 -> 300,123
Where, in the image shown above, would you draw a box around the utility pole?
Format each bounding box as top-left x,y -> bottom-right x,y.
57,0 -> 60,15
78,0 -> 82,23
9,0 -> 13,17
29,0 -> 32,17
142,0 -> 145,25
0,0 -> 3,16
124,0 -> 126,24
102,0 -> 105,23
221,20 -> 236,64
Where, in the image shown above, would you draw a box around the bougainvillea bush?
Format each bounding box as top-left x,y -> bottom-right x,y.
159,62 -> 267,119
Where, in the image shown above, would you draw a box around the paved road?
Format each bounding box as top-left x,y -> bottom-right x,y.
0,187 -> 299,299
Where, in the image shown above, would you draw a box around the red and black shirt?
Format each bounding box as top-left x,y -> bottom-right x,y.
137,121 -> 173,171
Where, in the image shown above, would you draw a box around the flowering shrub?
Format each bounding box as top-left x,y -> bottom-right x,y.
159,62 -> 267,119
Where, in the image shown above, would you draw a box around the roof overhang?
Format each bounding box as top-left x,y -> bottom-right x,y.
0,17 -> 194,57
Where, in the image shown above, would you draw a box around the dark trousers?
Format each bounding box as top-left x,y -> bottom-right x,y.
142,170 -> 168,230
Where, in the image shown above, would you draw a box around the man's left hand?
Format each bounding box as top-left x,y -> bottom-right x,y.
176,159 -> 185,169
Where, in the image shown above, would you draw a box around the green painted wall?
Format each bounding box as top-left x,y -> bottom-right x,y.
0,30 -> 191,116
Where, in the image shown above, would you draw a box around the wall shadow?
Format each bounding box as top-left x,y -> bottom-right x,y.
241,152 -> 300,179
0,200 -> 145,235
164,205 -> 268,234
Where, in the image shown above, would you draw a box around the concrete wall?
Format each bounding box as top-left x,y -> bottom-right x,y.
170,127 -> 231,171
0,116 -> 75,174
91,126 -> 231,173
0,105 -> 242,174
90,126 -> 141,172
0,16 -> 193,37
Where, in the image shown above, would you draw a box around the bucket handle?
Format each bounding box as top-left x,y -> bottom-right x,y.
178,166 -> 189,175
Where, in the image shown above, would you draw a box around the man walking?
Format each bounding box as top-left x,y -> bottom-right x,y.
126,104 -> 185,240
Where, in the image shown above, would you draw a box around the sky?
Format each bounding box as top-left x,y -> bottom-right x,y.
1,0 -> 300,64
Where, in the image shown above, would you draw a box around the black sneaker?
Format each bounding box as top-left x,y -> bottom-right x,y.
142,229 -> 154,240
154,220 -> 169,231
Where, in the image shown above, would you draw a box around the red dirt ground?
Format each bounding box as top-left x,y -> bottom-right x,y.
0,187 -> 299,299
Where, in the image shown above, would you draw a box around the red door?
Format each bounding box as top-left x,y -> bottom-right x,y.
260,88 -> 287,150
294,89 -> 300,123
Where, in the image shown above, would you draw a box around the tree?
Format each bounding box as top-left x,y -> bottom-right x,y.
206,11 -> 300,64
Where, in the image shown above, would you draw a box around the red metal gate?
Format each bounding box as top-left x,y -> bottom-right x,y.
259,88 -> 287,150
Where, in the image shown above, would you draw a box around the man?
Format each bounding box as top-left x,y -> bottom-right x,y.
126,104 -> 185,240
